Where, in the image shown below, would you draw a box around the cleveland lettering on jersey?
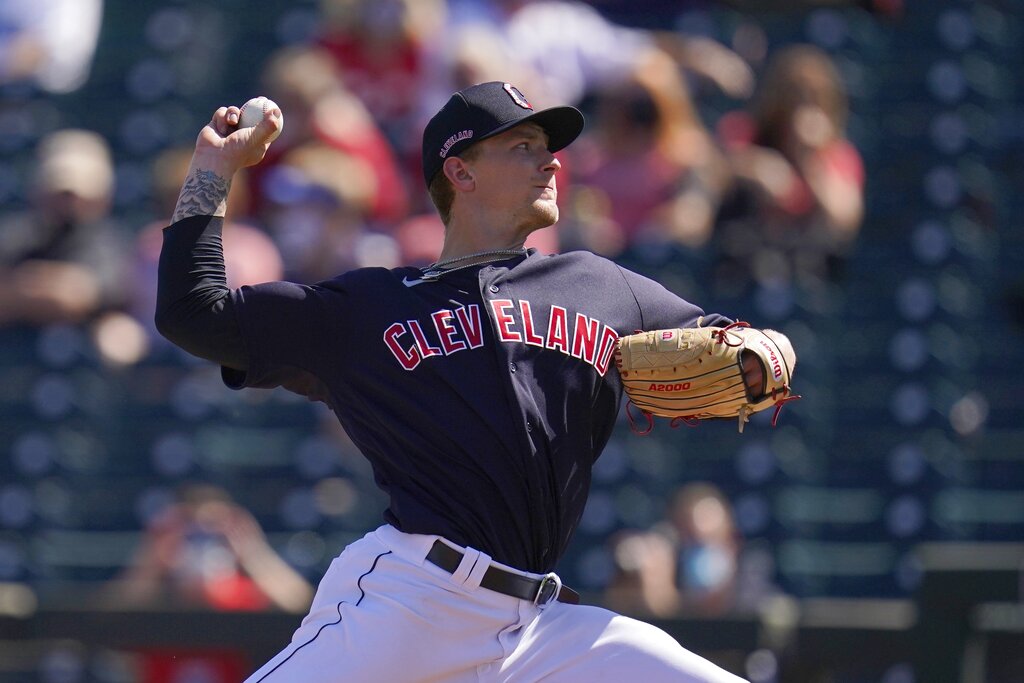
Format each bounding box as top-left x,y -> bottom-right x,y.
383,299 -> 619,375
383,304 -> 485,370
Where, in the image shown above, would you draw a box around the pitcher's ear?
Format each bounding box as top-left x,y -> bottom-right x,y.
443,156 -> 475,191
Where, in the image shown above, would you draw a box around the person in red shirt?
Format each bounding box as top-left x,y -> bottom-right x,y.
715,44 -> 865,292
105,484 -> 313,614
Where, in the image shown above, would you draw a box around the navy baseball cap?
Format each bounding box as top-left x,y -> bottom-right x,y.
422,81 -> 585,186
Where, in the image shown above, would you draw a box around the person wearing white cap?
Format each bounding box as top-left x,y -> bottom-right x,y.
0,129 -> 127,325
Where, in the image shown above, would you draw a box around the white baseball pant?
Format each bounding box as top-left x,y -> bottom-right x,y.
243,524 -> 748,682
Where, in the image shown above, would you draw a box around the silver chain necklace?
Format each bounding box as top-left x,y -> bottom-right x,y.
420,248 -> 527,281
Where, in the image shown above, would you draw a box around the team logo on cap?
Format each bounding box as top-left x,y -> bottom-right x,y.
503,83 -> 533,110
440,129 -> 474,158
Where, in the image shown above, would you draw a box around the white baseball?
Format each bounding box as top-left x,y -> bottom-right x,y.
237,96 -> 283,142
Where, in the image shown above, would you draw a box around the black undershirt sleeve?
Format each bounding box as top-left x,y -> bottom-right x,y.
154,215 -> 248,370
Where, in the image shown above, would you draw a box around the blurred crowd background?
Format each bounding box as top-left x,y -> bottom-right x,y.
1,0 -> 1022,682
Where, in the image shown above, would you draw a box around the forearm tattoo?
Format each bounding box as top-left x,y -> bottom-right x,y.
171,169 -> 232,223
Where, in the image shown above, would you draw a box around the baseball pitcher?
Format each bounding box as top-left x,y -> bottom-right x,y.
156,81 -> 797,682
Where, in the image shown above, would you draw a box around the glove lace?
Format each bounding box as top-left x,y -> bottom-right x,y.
714,320 -> 750,346
626,401 -> 701,435
770,389 -> 802,426
625,400 -> 655,435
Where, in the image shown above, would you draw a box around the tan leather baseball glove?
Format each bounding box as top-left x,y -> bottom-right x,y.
615,321 -> 799,433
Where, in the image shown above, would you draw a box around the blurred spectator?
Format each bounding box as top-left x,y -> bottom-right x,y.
444,0 -> 754,105
315,0 -> 449,154
250,44 -> 409,223
235,45 -> 416,279
131,147 -> 285,349
0,0 -> 103,93
444,20 -> 535,94
453,0 -> 650,106
102,484 -> 314,614
603,528 -> 682,618
605,483 -> 742,617
0,129 -> 128,327
713,44 -> 865,294
657,483 -> 742,615
405,1 -> 751,258
568,47 -> 731,255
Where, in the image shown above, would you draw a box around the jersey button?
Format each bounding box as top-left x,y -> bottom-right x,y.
489,285 -> 499,293
526,421 -> 533,432
509,362 -> 517,373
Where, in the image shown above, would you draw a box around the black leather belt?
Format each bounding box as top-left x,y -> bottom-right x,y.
426,540 -> 580,605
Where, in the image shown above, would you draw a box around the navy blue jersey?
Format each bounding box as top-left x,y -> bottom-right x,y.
224,249 -> 728,572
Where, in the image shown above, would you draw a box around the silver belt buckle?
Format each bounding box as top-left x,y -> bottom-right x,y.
533,572 -> 562,606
